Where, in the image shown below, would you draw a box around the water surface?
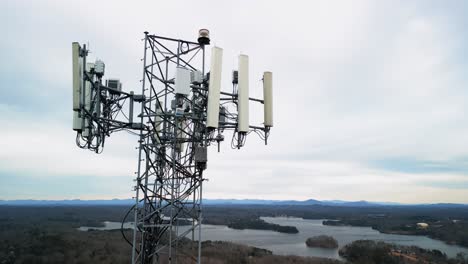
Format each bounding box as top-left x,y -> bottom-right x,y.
78,217 -> 468,259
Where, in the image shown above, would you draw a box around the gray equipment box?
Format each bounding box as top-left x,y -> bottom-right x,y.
194,146 -> 207,163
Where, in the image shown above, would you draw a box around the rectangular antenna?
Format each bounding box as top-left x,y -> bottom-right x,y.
176,119 -> 186,152
238,54 -> 249,133
207,46 -> 223,128
263,71 -> 273,127
154,102 -> 163,143
72,42 -> 82,111
175,67 -> 191,95
73,111 -> 82,131
82,63 -> 94,137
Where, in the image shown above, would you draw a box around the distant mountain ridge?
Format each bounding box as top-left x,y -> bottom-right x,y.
0,198 -> 466,207
0,199 -> 134,206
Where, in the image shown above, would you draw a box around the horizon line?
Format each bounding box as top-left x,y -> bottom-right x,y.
1,198 -> 467,206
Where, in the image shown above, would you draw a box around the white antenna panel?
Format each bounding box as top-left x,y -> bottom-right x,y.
176,119 -> 186,152
155,102 -> 163,131
85,63 -> 94,111
82,63 -> 94,137
263,72 -> 273,127
191,70 -> 203,84
72,42 -> 82,111
237,54 -> 249,133
154,102 -> 164,143
72,111 -> 82,131
94,60 -> 105,76
175,67 -> 191,95
206,46 -> 223,128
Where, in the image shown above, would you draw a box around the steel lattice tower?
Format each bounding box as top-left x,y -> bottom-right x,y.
130,32 -> 208,264
72,30 -> 273,264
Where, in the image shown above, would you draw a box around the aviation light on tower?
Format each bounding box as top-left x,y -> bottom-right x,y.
198,29 -> 210,45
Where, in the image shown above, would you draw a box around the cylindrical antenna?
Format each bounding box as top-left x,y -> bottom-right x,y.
263,72 -> 273,127
237,54 -> 249,133
206,46 -> 223,129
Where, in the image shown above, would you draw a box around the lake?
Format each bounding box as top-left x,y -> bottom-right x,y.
78,221 -> 134,231
78,216 -> 468,259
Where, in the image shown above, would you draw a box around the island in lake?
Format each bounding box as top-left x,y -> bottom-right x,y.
306,235 -> 339,249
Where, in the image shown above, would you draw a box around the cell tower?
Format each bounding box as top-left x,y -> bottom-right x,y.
72,30 -> 273,264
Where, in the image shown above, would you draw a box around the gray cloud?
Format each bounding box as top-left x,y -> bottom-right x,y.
1,0 -> 468,202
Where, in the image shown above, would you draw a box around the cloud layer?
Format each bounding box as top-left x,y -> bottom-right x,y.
1,0 -> 468,202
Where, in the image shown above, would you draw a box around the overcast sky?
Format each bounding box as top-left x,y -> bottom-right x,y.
1,0 -> 468,203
